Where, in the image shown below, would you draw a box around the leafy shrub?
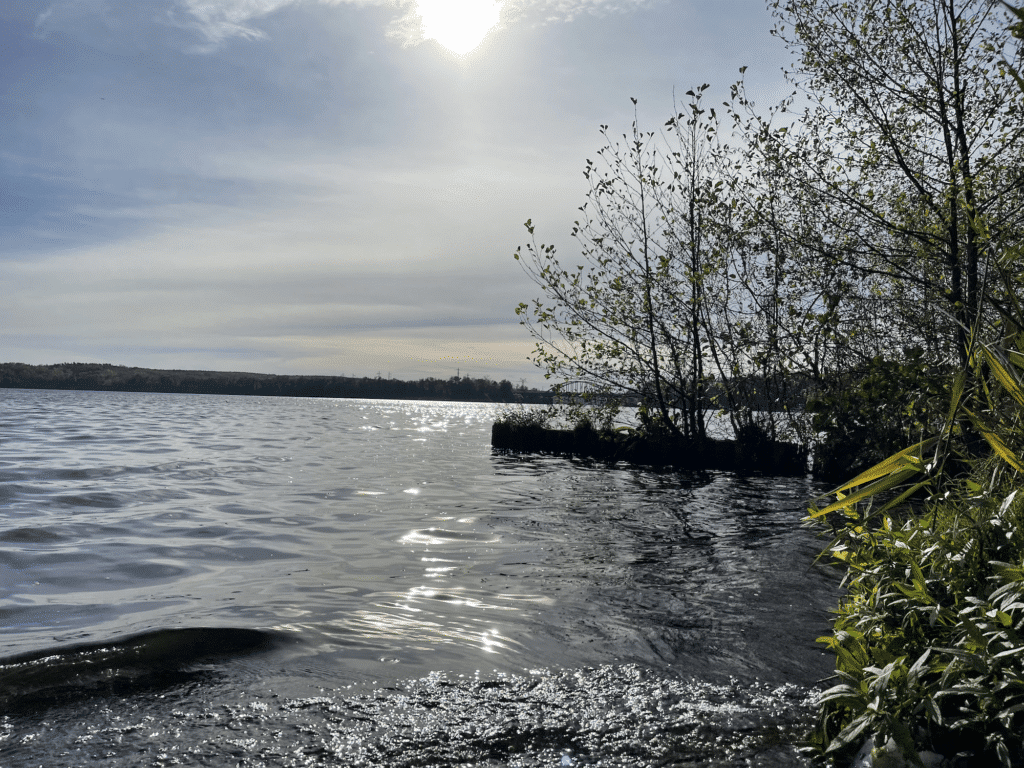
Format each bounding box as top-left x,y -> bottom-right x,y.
807,330 -> 1024,765
493,404 -> 557,429
808,350 -> 948,482
808,470 -> 1024,765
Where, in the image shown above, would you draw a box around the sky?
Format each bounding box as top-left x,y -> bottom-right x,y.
1,0 -> 793,387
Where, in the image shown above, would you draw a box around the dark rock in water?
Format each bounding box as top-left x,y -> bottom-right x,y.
0,627 -> 283,712
491,422 -> 808,476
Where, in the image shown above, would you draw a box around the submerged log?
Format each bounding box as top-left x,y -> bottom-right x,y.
491,422 -> 808,475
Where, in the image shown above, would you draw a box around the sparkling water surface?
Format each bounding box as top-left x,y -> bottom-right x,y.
0,389 -> 840,766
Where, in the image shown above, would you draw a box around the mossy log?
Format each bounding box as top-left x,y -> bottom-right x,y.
491,421 -> 808,475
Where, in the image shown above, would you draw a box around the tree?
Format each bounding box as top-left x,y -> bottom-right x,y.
802,6 -> 1024,761
514,93 -> 727,438
745,0 -> 1024,366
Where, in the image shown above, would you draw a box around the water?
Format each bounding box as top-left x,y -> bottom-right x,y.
0,389 -> 840,766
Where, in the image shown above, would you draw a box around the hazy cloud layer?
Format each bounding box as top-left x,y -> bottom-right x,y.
4,0 -> 789,385
34,0 -> 666,52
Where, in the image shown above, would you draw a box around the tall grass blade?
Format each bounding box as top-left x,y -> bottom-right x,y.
946,368 -> 968,428
875,478 -> 933,515
808,466 -> 923,519
980,345 -> 1024,408
819,437 -> 939,499
966,410 -> 1024,472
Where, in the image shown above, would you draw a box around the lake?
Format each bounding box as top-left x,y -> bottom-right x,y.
0,388 -> 839,766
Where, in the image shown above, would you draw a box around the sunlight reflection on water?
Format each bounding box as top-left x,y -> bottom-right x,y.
0,389 -> 837,766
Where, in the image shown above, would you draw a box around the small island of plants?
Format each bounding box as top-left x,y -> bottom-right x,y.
491,402 -> 808,474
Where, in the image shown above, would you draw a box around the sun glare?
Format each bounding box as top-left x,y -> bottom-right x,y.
416,0 -> 501,56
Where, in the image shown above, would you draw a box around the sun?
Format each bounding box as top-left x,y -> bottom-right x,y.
416,0 -> 501,56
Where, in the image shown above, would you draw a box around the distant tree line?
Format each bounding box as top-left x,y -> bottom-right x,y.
0,362 -> 554,404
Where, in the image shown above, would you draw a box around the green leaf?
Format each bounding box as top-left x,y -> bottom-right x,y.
946,368 -> 968,428
808,465 -> 923,519
907,648 -> 932,684
965,410 -> 1024,472
825,715 -> 871,753
894,581 -> 935,605
875,479 -> 932,516
993,645 -> 1024,659
825,437 -> 939,497
818,683 -> 866,708
981,345 -> 1024,409
935,647 -> 988,674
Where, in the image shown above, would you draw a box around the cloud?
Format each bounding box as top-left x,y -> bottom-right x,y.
173,0 -> 295,45
32,0 -> 331,52
12,0 -> 777,386
383,0 -> 668,50
35,0 -> 662,53
177,0 -> 394,51
504,0 -> 659,23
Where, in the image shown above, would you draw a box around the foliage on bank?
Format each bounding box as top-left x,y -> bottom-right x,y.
797,0 -> 1024,761
808,468 -> 1024,764
806,254 -> 1024,762
809,352 -> 951,483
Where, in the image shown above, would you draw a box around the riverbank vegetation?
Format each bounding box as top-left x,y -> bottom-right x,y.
800,0 -> 1024,761
511,0 -> 1024,477
510,0 -> 1024,762
806,323 -> 1024,764
0,362 -> 553,404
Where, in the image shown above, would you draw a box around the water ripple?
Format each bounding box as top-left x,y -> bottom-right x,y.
0,389 -> 838,766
